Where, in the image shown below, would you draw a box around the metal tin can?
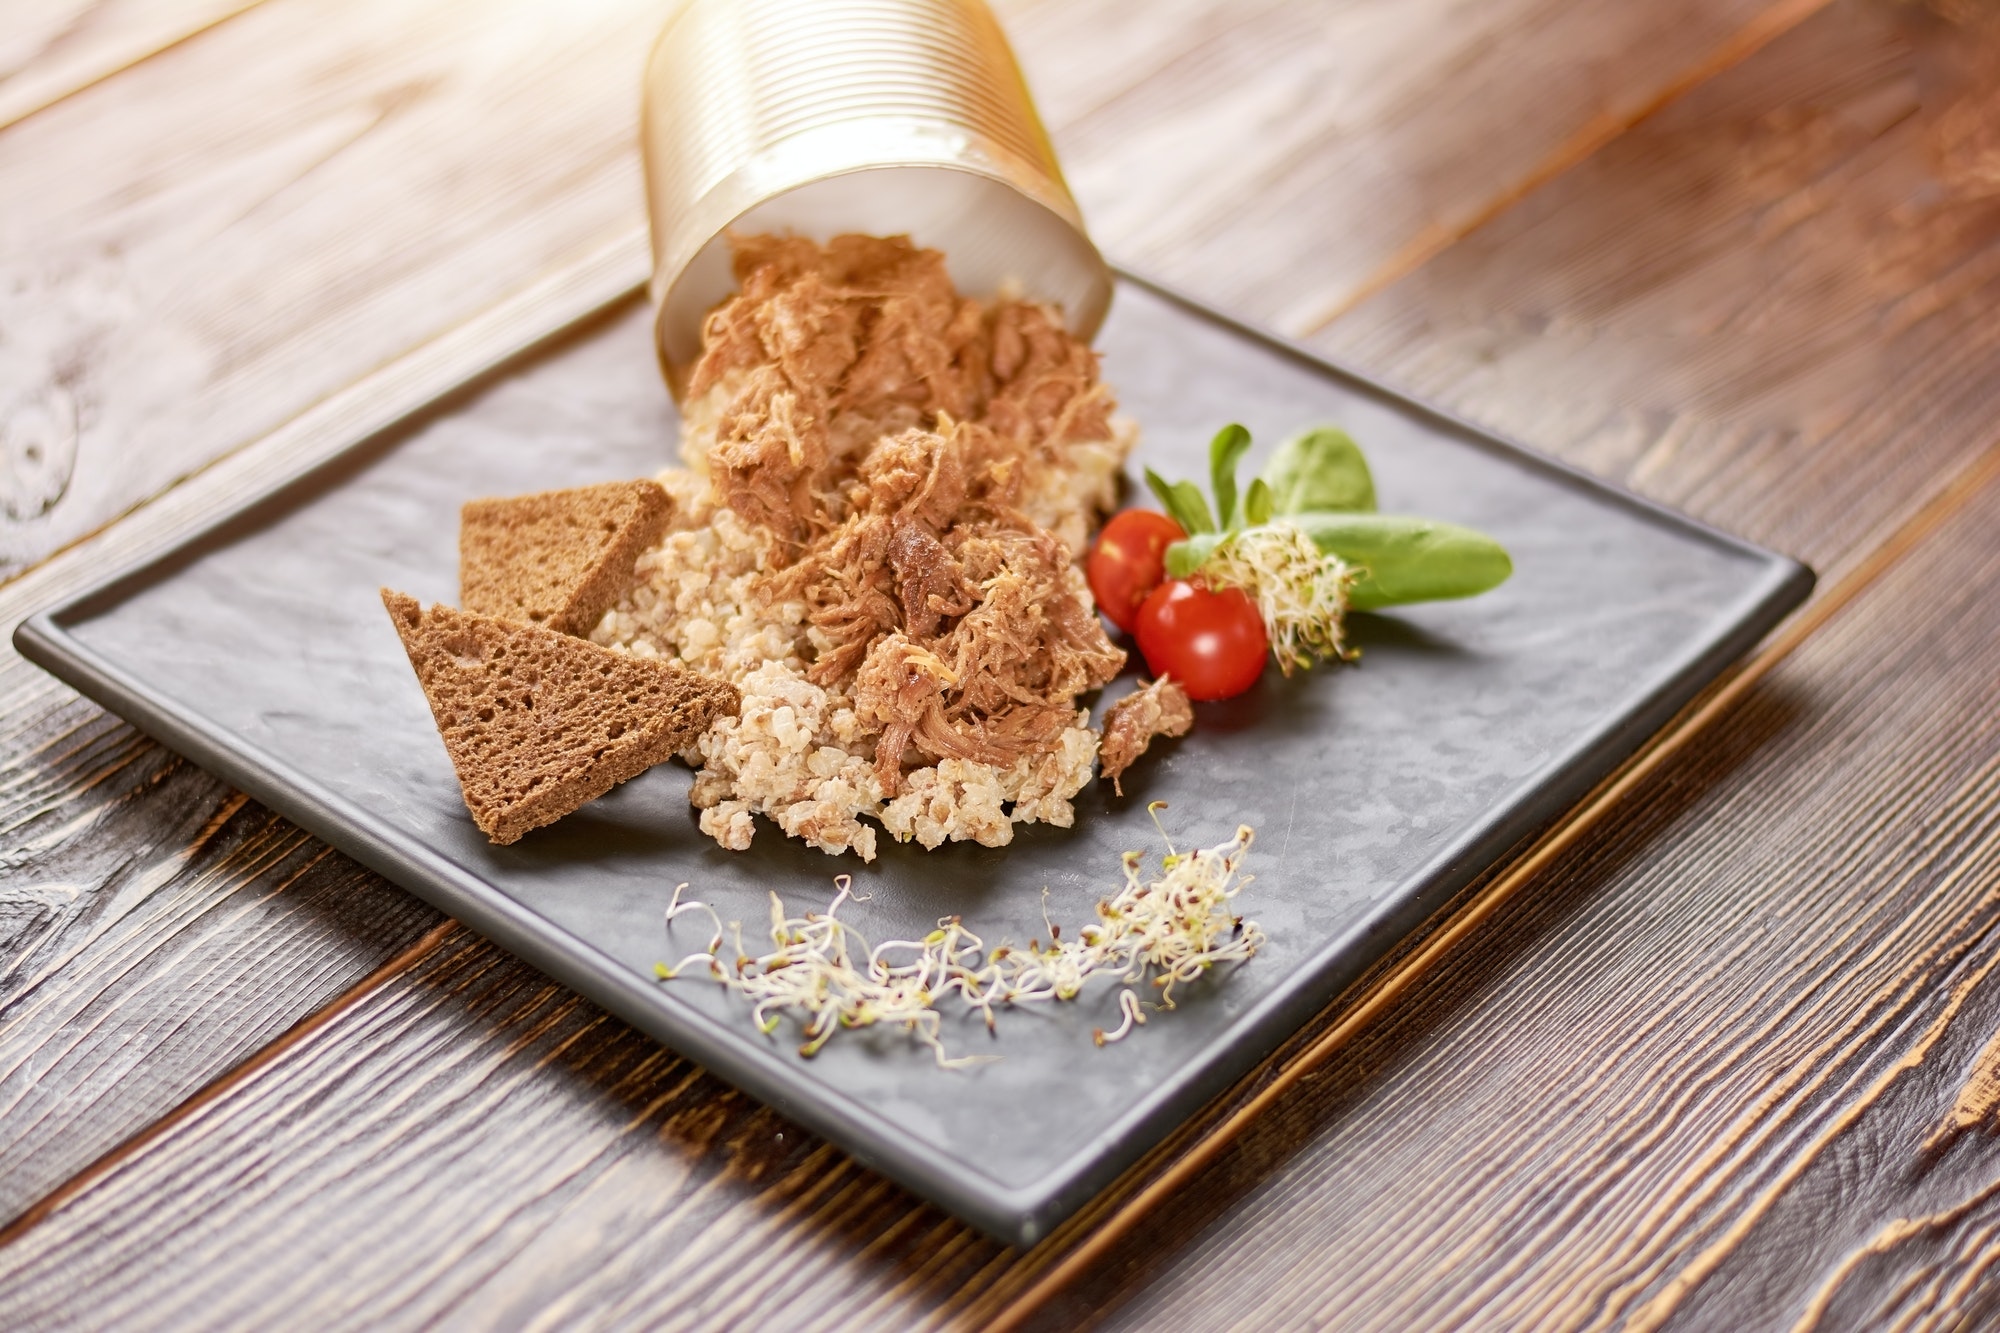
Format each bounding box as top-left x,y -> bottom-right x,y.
640,0 -> 1112,397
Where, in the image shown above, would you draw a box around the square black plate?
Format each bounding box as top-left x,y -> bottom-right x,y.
15,276 -> 1811,1245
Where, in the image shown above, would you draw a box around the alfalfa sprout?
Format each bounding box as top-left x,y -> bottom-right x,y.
1197,519 -> 1355,674
658,807 -> 1263,1066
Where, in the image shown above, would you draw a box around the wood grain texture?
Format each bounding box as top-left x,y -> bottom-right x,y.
1012,3 -> 2000,1323
0,0 -> 1814,1252
0,0 -> 1810,586
0,681 -> 443,1223
1028,452 -> 2000,1331
5,437 -> 2000,1333
981,435 -> 2000,1331
1314,0 -> 2000,588
0,0 -> 665,580
0,0 -> 260,130
0,930 -> 1015,1330
0,240 -> 647,1229
10,16 -> 2000,1301
995,0 -> 1831,336
7,0 -> 1994,1324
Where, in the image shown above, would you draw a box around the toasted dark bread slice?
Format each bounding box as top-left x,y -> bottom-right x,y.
382,590 -> 738,844
459,479 -> 672,636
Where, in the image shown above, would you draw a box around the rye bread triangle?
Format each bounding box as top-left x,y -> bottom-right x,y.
460,479 -> 673,636
382,590 -> 740,845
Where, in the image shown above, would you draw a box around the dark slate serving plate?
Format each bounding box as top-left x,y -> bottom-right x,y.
15,276 -> 1811,1245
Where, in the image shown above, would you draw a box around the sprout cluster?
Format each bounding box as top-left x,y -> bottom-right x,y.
658,812 -> 1263,1067
1198,519 -> 1355,673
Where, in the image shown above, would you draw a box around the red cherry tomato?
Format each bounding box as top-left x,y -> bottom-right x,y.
1134,580 -> 1269,701
1086,509 -> 1187,633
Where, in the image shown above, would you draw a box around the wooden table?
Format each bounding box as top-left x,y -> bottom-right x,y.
5,0 -> 2000,1326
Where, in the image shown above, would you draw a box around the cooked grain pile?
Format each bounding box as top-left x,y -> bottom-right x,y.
594,234 -> 1140,860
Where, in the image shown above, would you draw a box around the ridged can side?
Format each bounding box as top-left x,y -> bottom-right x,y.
641,0 -> 1112,397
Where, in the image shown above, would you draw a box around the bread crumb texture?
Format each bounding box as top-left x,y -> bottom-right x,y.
384,589 -> 738,844
461,479 -> 673,636
592,235 -> 1135,860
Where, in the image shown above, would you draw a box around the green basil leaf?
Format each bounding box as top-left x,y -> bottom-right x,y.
1263,427 -> 1377,515
1164,533 -> 1226,580
1208,423 -> 1252,529
1292,512 -> 1511,610
1145,467 -> 1216,535
1243,477 -> 1275,526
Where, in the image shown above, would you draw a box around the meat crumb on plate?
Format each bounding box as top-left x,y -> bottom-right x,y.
1099,677 -> 1194,796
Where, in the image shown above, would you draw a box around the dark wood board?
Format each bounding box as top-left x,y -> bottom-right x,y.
0,0 -> 1812,1229
1030,0 -> 2000,1322
0,688 -> 442,1223
1314,0 -> 2000,588
0,0 -> 1809,579
0,247 -> 637,1233
1032,447 -> 2000,1333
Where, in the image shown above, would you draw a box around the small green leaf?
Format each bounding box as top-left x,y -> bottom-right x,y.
1291,512 -> 1512,609
1164,533 -> 1226,579
1208,423 -> 1253,529
1243,477 -> 1275,526
1263,427 -> 1377,515
1145,467 -> 1217,535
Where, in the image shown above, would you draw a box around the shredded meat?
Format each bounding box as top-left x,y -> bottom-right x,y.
886,516 -> 973,640
776,511 -> 899,685
688,235 -> 991,546
1098,677 -> 1194,796
689,234 -> 1138,798
983,300 -> 1114,455
853,633 -> 970,794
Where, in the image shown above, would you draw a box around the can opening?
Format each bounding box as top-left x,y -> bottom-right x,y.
657,164 -> 1111,394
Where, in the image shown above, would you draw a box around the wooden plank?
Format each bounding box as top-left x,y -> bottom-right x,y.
1003,0 -> 2000,1323
1310,0 -> 2000,587
4,420 -> 2000,1332
0,0 -> 672,1209
3,0 -> 1995,1324
0,686 -> 444,1223
0,238 -> 647,1228
1005,445 -> 2000,1332
0,0 -> 1813,1239
1025,491 -> 2000,1332
0,0 -> 665,582
3,5 -> 2000,1304
0,0 -> 260,130
0,931 -> 1011,1329
996,0 -> 1832,335
0,0 -> 1813,587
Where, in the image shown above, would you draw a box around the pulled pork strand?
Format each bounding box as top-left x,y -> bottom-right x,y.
1099,677 -> 1195,796
686,236 -> 991,547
